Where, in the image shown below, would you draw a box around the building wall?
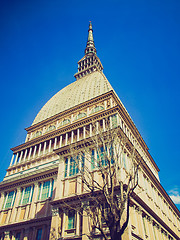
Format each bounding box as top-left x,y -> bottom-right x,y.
0,93 -> 179,240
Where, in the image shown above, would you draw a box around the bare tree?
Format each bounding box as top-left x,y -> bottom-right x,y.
54,117 -> 140,240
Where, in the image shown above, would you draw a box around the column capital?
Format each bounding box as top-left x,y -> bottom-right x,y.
52,207 -> 59,216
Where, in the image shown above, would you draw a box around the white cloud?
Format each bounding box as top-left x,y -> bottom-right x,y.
170,195 -> 180,205
168,187 -> 180,205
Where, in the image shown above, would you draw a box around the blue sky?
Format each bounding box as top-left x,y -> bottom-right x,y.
0,0 -> 180,210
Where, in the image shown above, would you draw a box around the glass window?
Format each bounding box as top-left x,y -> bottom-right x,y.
15,232 -> 21,240
91,106 -> 104,114
46,125 -> 56,132
122,153 -> 127,169
35,131 -> 42,137
68,210 -> 75,229
111,114 -> 117,128
97,146 -> 107,167
91,149 -> 95,169
75,112 -> 86,120
69,157 -> 78,176
4,191 -> 15,209
64,158 -> 68,177
36,228 -> 42,240
22,186 -> 32,205
60,119 -> 70,126
41,181 -> 50,200
109,145 -> 114,164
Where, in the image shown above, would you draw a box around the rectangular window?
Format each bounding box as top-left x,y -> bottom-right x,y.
97,146 -> 107,167
110,145 -> 114,164
68,210 -> 75,229
36,228 -> 42,240
122,153 -> 127,169
50,179 -> 54,198
69,157 -> 75,176
64,158 -> 68,177
15,232 -> 21,240
91,149 -> 95,169
81,152 -> 85,172
111,114 -> 117,128
22,186 -> 32,205
41,181 -> 50,200
69,157 -> 79,176
4,191 -> 15,209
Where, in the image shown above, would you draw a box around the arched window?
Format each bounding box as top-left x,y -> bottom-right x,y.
46,125 -> 56,132
34,131 -> 42,137
60,119 -> 70,127
75,112 -> 86,120
91,105 -> 104,114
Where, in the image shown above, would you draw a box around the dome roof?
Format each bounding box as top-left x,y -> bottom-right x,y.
32,71 -> 113,125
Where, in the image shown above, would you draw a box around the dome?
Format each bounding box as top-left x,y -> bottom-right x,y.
32,71 -> 113,125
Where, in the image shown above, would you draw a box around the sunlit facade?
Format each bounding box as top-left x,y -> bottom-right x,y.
0,23 -> 179,240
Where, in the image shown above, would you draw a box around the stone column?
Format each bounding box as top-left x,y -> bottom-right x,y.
90,124 -> 92,137
28,147 -> 32,161
65,133 -> 68,145
110,98 -> 113,107
49,139 -> 52,153
48,179 -> 53,198
59,135 -> 62,148
83,126 -> 86,139
10,187 -> 21,223
135,206 -> 146,239
54,137 -> 57,149
14,152 -> 19,165
10,154 -> 14,166
29,182 -> 39,218
61,210 -> 67,238
0,192 -> 5,211
55,157 -> 65,199
50,207 -> 60,239
43,141 -> 47,155
103,119 -> 106,131
31,227 -> 37,240
71,131 -> 74,143
42,224 -> 47,239
38,144 -> 42,157
33,145 -> 37,159
3,232 -> 10,240
82,202 -> 90,240
77,129 -> 80,141
23,149 -> 28,161
147,216 -> 156,240
19,151 -> 23,163
96,121 -> 99,133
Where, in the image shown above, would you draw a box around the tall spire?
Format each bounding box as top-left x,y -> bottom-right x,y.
85,21 -> 96,55
74,22 -> 103,80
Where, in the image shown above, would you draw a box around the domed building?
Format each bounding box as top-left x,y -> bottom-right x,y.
0,23 -> 179,240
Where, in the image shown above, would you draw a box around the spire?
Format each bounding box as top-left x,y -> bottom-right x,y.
85,21 -> 96,55
74,22 -> 103,80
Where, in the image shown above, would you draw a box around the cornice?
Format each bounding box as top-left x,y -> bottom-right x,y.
25,91 -> 113,132
0,216 -> 51,231
11,105 -> 118,153
132,194 -> 180,239
0,169 -> 58,192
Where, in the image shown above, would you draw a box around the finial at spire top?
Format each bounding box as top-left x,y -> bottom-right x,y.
85,21 -> 96,55
74,22 -> 103,80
